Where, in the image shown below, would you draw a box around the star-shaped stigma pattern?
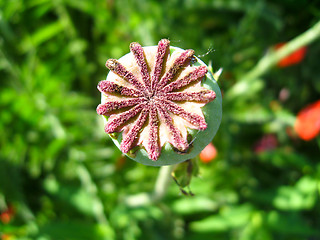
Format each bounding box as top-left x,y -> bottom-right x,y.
97,39 -> 216,161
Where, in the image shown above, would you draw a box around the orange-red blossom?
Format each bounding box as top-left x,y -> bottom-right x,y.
199,142 -> 217,163
294,100 -> 320,141
274,42 -> 307,68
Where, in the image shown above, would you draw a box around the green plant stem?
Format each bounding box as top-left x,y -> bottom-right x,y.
125,165 -> 175,207
226,20 -> 320,100
152,165 -> 175,202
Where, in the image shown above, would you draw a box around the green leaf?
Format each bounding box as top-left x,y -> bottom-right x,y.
273,176 -> 318,210
20,22 -> 64,52
190,204 -> 253,232
172,196 -> 218,215
43,177 -> 96,217
268,211 -> 320,236
36,221 -> 115,240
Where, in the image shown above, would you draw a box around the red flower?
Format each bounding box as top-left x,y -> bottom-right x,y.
0,205 -> 15,224
274,43 -> 307,67
199,143 -> 217,163
294,100 -> 320,141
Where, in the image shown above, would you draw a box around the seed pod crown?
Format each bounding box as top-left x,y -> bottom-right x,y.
97,39 -> 222,166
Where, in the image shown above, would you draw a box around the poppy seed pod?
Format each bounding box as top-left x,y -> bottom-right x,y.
97,39 -> 222,166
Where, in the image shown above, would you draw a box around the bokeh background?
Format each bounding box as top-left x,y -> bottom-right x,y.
1,0 -> 320,239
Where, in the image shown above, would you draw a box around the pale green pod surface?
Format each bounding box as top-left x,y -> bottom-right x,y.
97,42 -> 222,166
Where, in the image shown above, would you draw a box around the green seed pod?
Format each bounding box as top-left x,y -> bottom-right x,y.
97,40 -> 222,166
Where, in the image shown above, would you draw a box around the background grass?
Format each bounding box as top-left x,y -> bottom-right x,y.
1,0 -> 320,239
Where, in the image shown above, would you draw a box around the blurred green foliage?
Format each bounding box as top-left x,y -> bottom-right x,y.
1,0 -> 320,239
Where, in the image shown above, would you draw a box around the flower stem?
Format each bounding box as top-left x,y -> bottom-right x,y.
152,165 -> 175,202
226,20 -> 320,100
124,165 -> 175,207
